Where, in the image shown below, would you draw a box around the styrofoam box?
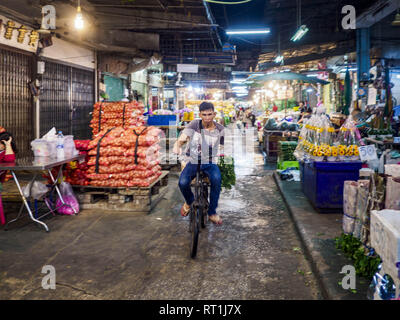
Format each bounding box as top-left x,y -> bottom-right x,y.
384,164 -> 400,177
371,209 -> 400,281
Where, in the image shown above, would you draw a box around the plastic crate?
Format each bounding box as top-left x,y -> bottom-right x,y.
303,161 -> 362,212
147,115 -> 178,126
277,161 -> 299,170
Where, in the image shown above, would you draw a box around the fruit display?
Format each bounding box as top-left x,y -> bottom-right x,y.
63,140 -> 91,185
64,161 -> 90,186
44,140 -> 91,186
86,126 -> 163,188
90,101 -> 145,135
74,140 -> 90,153
185,100 -> 235,120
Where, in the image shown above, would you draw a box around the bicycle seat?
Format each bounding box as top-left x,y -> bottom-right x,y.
191,174 -> 210,186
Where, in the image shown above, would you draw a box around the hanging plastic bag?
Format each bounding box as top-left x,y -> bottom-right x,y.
56,182 -> 80,215
22,181 -> 49,200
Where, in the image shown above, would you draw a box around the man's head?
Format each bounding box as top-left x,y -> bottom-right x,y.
199,102 -> 216,125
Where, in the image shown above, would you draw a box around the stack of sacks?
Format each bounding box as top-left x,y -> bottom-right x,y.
384,164 -> 400,210
342,181 -> 358,234
86,126 -> 163,187
90,101 -> 145,135
353,180 -> 370,239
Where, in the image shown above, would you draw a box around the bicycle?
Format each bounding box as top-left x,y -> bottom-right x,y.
188,153 -> 210,259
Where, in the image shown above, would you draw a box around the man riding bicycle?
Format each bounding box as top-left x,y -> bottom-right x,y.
173,102 -> 224,225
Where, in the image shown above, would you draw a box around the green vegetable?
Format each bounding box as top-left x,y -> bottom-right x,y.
218,156 -> 236,191
335,233 -> 381,279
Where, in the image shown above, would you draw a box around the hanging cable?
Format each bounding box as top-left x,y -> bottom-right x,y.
205,0 -> 253,5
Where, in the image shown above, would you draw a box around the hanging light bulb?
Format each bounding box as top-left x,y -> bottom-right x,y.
392,9 -> 400,26
74,0 -> 84,30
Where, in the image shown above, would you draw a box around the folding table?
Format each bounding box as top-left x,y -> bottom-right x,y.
0,154 -> 85,232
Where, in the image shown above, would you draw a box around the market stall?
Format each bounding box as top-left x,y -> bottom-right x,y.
249,72 -> 331,164
185,99 -> 236,126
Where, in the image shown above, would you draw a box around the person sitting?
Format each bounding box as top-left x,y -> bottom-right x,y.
0,132 -> 16,165
298,107 -> 312,124
173,102 -> 224,225
0,131 -> 17,225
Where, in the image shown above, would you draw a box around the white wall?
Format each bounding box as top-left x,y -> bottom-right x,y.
41,37 -> 95,69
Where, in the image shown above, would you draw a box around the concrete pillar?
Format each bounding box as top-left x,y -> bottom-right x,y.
356,28 -> 371,86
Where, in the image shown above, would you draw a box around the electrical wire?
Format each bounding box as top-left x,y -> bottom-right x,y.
205,0 -> 252,5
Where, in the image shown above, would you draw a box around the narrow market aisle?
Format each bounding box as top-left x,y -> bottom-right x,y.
0,126 -> 321,300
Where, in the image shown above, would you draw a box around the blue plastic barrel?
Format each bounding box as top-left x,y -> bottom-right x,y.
303,161 -> 362,212
147,115 -> 177,126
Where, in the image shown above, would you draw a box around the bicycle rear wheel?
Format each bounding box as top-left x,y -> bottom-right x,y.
190,207 -> 200,258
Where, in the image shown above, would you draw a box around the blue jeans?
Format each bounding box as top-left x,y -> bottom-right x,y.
178,163 -> 221,216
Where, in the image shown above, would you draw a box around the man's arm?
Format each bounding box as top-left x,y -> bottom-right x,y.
173,120 -> 197,154
172,132 -> 190,154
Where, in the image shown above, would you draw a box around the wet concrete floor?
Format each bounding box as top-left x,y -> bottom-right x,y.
0,127 -> 321,299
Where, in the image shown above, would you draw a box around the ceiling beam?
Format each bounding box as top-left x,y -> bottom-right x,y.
93,7 -> 209,24
357,0 -> 400,28
258,42 -> 356,70
157,0 -> 170,11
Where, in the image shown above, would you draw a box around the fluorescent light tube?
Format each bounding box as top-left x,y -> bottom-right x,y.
226,29 -> 270,35
274,55 -> 284,64
291,25 -> 309,41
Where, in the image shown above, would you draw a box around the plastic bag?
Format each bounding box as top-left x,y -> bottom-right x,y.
22,181 -> 49,200
294,108 -> 336,161
334,115 -> 363,161
31,139 -> 51,157
56,182 -> 79,215
63,135 -> 79,157
42,127 -> 57,141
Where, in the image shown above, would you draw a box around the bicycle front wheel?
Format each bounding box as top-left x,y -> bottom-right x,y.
190,207 -> 200,258
201,187 -> 209,229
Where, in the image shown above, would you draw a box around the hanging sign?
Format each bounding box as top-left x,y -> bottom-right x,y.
177,64 -> 198,73
357,88 -> 366,97
359,145 -> 378,161
367,87 -> 378,106
0,15 -> 39,52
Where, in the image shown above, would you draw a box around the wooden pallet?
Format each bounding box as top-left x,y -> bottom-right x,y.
72,171 -> 169,213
